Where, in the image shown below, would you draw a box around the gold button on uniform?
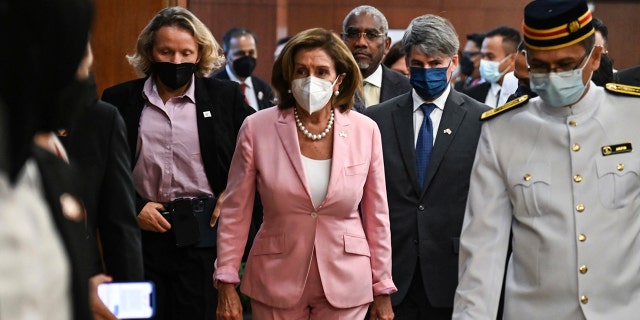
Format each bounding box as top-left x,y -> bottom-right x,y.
617,163 -> 625,171
572,143 -> 581,152
581,295 -> 588,304
576,204 -> 585,212
573,174 -> 582,183
569,120 -> 577,127
579,265 -> 588,274
523,174 -> 532,181
310,212 -> 318,218
578,233 -> 587,242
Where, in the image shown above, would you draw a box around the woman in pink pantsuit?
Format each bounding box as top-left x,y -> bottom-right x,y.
214,28 -> 396,320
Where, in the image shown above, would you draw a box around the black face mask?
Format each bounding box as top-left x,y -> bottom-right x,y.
232,56 -> 257,78
152,62 -> 196,89
459,54 -> 475,77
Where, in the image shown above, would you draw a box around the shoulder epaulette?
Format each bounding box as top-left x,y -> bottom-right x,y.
480,95 -> 529,120
605,83 -> 640,97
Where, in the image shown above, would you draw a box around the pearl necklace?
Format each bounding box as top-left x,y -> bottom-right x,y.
294,107 -> 334,141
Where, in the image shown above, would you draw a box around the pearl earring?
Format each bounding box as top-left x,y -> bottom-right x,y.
334,90 -> 340,96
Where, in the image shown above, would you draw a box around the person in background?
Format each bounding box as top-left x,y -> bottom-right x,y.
102,7 -> 254,319
506,41 -> 538,100
615,64 -> 640,86
463,26 -> 520,107
274,36 -> 291,61
342,5 -> 412,108
453,0 -> 640,318
591,17 -> 615,85
215,27 -> 396,320
383,41 -> 409,77
0,0 -> 94,319
454,32 -> 485,91
366,14 -> 490,319
210,27 -> 274,111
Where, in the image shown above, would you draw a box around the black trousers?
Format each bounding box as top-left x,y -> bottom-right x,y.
393,263 -> 453,320
142,229 -> 217,320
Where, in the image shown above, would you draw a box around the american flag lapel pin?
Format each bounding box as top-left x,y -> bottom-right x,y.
443,128 -> 452,135
203,111 -> 212,118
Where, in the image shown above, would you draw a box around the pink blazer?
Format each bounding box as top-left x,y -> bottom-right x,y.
214,106 -> 396,309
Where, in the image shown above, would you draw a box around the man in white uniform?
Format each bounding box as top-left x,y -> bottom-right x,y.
453,0 -> 640,319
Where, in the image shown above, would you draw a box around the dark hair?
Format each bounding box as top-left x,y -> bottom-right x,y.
485,26 -> 521,54
272,28 -> 362,112
383,41 -> 404,69
591,52 -> 614,86
222,27 -> 257,53
466,32 -> 486,49
592,17 -> 608,43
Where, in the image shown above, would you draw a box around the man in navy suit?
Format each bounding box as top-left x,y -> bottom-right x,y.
366,14 -> 490,319
210,27 -> 274,111
342,5 -> 412,110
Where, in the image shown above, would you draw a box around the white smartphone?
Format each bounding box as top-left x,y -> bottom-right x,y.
97,281 -> 155,319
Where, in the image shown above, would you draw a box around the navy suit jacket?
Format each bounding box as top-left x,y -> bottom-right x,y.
210,68 -> 274,110
365,89 -> 490,307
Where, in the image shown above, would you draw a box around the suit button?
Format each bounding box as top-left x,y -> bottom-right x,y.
576,204 -> 585,212
523,174 -> 532,181
418,205 -> 425,211
573,174 -> 582,183
310,212 -> 318,218
579,265 -> 588,274
413,239 -> 418,244
580,295 -> 588,304
617,163 -> 625,171
578,233 -> 587,242
569,120 -> 577,127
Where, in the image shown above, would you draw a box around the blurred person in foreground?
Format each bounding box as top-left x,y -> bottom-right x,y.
453,0 -> 640,318
102,6 -> 254,319
0,0 -> 94,319
214,27 -> 396,320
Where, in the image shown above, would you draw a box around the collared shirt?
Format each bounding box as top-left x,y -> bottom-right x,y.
133,76 -> 213,203
484,82 -> 503,108
226,64 -> 259,111
411,84 -> 450,147
0,160 -> 71,320
363,65 -> 383,107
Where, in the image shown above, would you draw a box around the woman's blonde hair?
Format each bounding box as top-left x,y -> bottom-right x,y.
126,6 -> 224,77
272,28 -> 362,112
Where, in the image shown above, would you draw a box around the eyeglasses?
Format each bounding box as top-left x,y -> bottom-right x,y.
527,48 -> 592,74
342,30 -> 385,42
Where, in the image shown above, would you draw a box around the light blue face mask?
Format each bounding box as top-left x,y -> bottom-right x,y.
529,49 -> 593,108
479,54 -> 512,84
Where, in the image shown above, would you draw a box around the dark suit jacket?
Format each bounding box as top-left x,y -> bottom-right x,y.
102,76 -> 254,212
32,145 -> 92,320
615,65 -> 640,86
462,81 -> 491,105
60,100 -> 143,281
354,65 -> 413,112
210,68 -> 274,110
365,89 -> 490,307
380,65 -> 413,102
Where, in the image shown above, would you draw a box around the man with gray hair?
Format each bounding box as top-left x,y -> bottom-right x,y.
342,5 -> 411,108
365,14 -> 489,319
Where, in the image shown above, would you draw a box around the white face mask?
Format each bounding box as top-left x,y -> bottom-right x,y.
529,48 -> 593,108
479,54 -> 512,84
291,76 -> 338,114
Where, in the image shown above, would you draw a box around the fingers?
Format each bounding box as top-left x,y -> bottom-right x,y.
137,202 -> 171,232
211,189 -> 226,227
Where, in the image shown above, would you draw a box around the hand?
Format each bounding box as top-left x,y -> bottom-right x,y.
369,295 -> 394,320
216,282 -> 243,320
137,201 -> 171,232
210,189 -> 226,227
89,274 -> 118,320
